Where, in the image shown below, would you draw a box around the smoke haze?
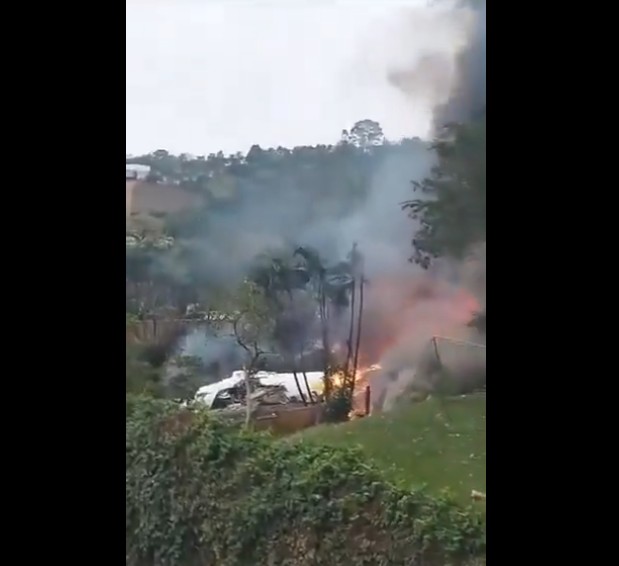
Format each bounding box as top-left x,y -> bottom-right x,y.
176,0 -> 486,383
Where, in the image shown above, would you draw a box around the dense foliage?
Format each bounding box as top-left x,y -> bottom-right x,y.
403,113 -> 486,267
126,396 -> 486,566
402,112 -> 486,330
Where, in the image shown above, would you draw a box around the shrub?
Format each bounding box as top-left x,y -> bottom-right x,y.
322,387 -> 353,423
126,396 -> 486,566
126,347 -> 164,398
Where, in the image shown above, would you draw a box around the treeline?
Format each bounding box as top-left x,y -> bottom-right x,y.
128,119 -> 402,195
128,120 -> 426,240
126,119 -> 427,316
403,111 -> 486,266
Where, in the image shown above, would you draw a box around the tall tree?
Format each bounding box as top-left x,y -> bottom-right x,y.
249,251 -> 315,403
344,119 -> 385,148
402,113 -> 486,268
293,246 -> 356,398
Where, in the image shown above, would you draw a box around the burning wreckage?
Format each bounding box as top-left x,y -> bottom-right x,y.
190,370 -> 329,431
189,336 -> 484,430
191,368 -> 373,430
187,268 -> 486,427
194,370 -> 325,410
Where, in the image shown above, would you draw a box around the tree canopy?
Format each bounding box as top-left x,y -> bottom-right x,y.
403,112 -> 486,267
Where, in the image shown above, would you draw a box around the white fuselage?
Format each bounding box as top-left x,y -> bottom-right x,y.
194,370 -> 325,408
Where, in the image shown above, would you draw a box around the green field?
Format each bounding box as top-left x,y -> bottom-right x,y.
295,394 -> 486,507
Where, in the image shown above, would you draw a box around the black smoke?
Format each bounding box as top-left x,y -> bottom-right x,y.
433,0 -> 486,127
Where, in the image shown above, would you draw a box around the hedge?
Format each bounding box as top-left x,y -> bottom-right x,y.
126,395 -> 486,566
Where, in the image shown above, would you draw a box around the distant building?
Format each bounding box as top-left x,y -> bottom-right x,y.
126,163 -> 151,180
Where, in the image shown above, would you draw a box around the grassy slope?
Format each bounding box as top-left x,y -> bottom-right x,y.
296,394 -> 486,507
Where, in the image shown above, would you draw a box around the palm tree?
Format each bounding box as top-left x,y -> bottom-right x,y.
293,247 -> 331,393
293,246 -> 358,399
249,252 -> 309,404
249,247 -> 361,403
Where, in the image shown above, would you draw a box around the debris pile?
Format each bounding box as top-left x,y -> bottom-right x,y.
194,371 -> 324,413
250,385 -> 290,406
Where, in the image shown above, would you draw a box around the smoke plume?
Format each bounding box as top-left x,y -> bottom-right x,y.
360,0 -> 486,402
177,0 -> 487,389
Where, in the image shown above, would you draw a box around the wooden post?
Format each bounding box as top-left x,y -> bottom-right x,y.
243,365 -> 252,429
432,336 -> 441,366
365,385 -> 371,416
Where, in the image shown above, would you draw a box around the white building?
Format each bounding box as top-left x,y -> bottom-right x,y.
126,163 -> 151,180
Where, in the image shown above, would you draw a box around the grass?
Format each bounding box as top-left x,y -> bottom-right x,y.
295,393 -> 486,507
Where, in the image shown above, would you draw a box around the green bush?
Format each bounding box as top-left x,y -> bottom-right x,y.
126,346 -> 164,398
322,387 -> 353,423
126,396 -> 486,566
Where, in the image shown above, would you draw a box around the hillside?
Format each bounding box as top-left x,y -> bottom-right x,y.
296,393 -> 486,507
126,180 -> 203,216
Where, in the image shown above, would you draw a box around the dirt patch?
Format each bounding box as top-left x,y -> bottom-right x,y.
126,180 -> 203,216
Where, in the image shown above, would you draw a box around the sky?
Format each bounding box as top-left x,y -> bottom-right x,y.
126,0 -> 472,156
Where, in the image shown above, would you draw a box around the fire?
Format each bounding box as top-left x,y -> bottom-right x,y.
319,273 -> 481,419
330,371 -> 345,389
338,273 -> 480,417
319,365 -> 382,419
326,364 -> 382,392
358,274 -> 480,366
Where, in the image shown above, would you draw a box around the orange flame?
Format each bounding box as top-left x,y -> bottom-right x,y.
324,274 -> 480,419
358,274 -> 479,366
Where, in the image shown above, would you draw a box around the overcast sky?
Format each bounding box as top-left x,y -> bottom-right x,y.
126,0 -> 470,156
